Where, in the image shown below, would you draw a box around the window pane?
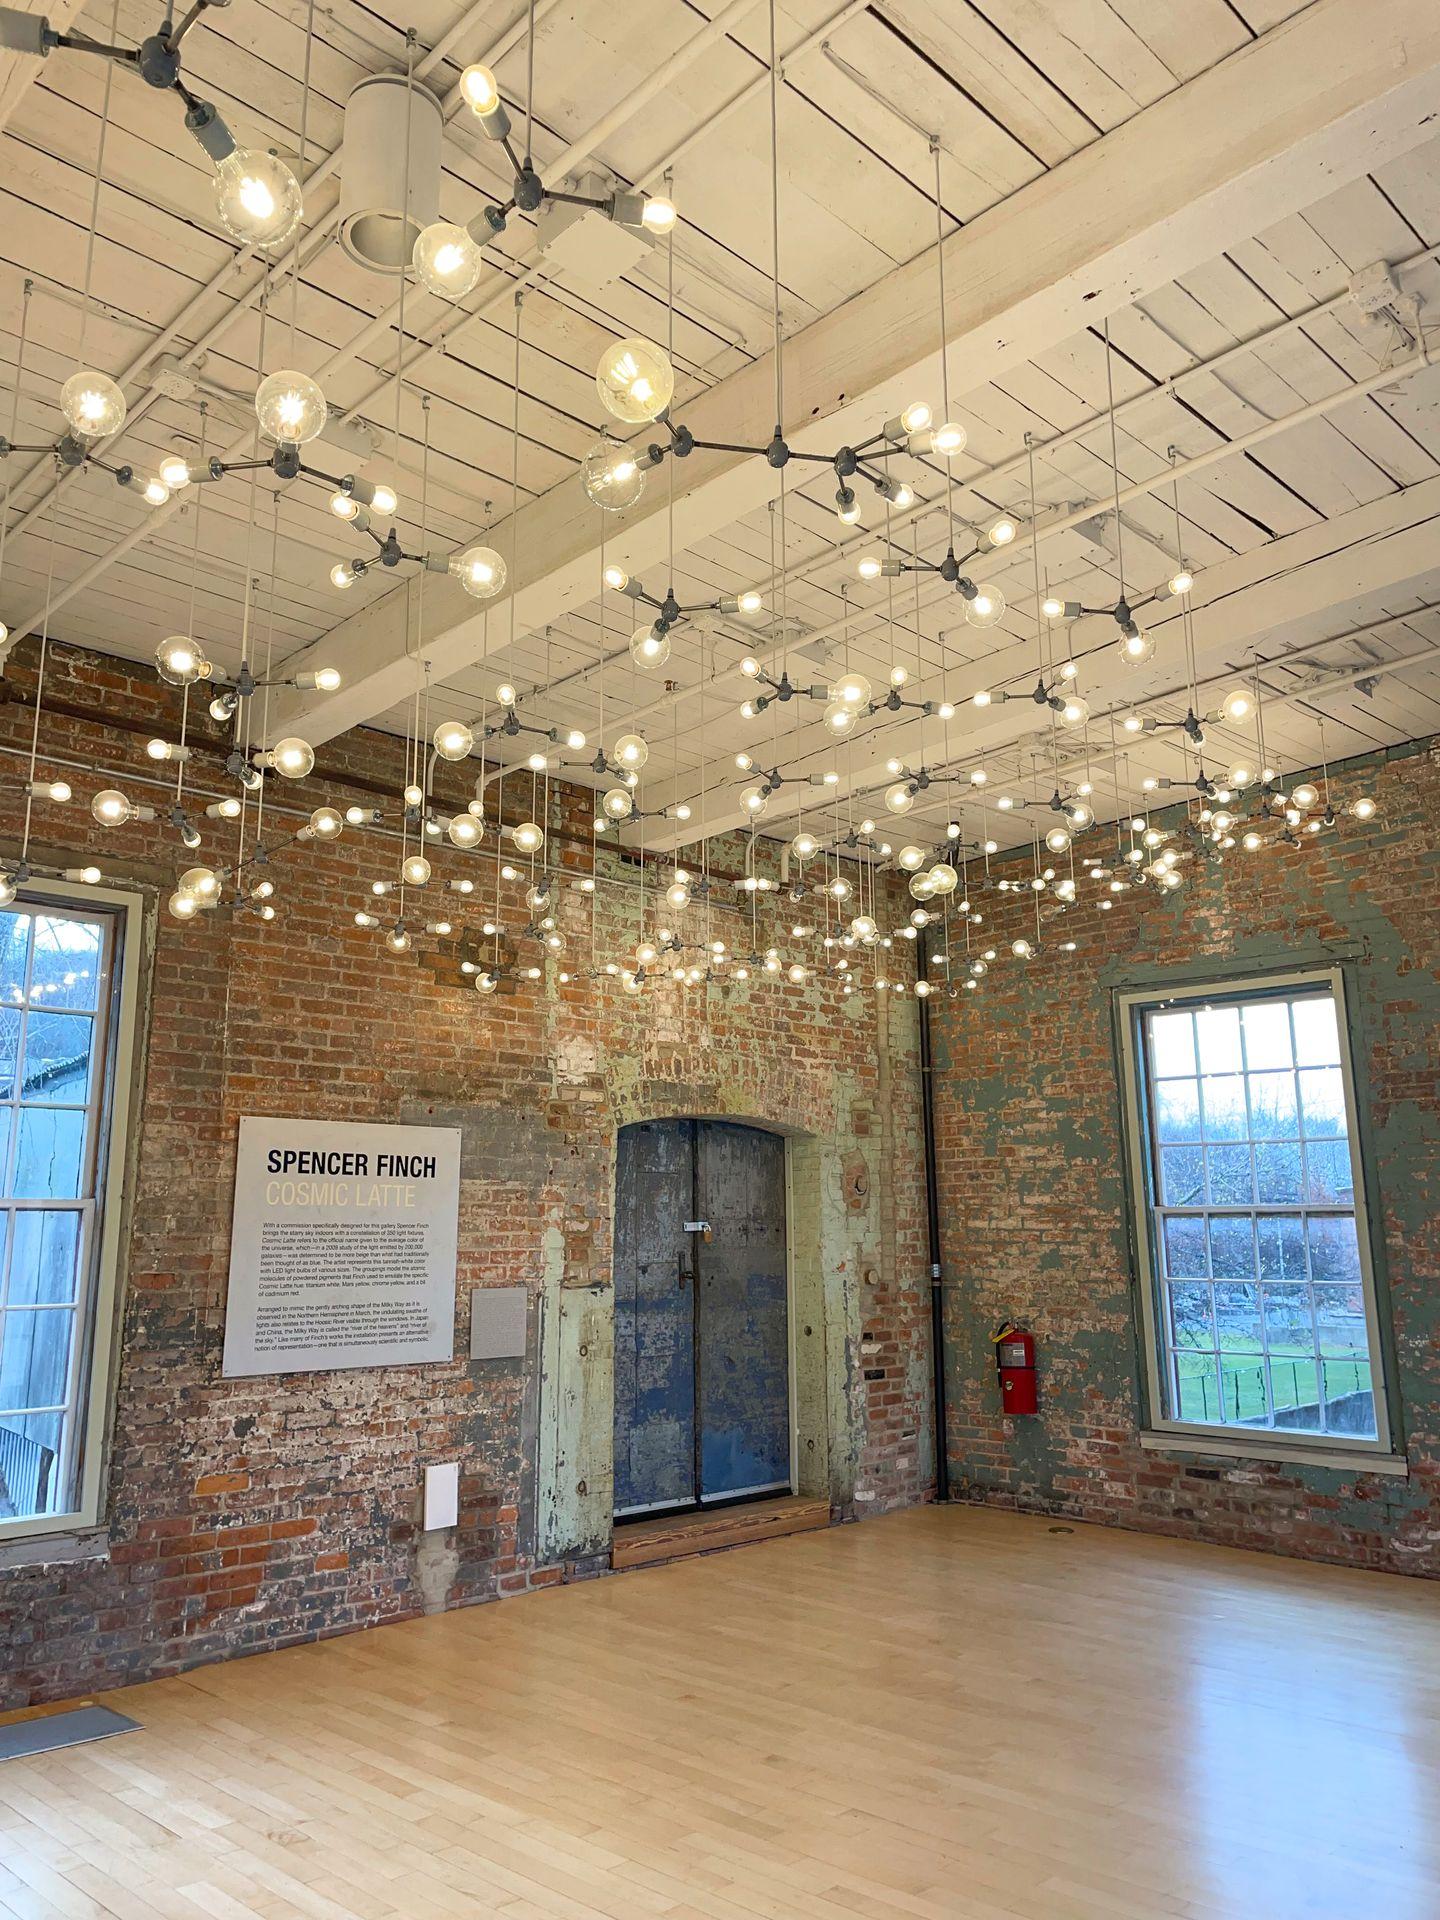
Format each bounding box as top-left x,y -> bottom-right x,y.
1214,1282 -> 1260,1346
1167,1281 -> 1214,1351
1308,1216 -> 1361,1285
1218,1351 -> 1266,1423
1255,1141 -> 1303,1204
1174,1358 -> 1218,1423
1305,1140 -> 1354,1206
1160,1145 -> 1204,1206
0,1306 -> 74,1412
28,916 -> 102,1012
1322,1360 -> 1376,1439
1248,1071 -> 1298,1139
0,1001 -> 19,1101
20,1011 -> 94,1106
12,1107 -> 86,1200
1298,1067 -> 1346,1140
1242,1000 -> 1293,1070
1155,1078 -> 1200,1143
1314,1284 -> 1367,1355
1257,1214 -> 1307,1282
0,914 -> 31,1006
1262,1283 -> 1311,1349
1163,1215 -> 1209,1278
1195,1005 -> 1242,1074
1207,1144 -> 1253,1205
1148,1010 -> 1194,1077
1210,1217 -> 1256,1280
1291,995 -> 1340,1067
7,1211 -> 81,1306
1200,1074 -> 1247,1140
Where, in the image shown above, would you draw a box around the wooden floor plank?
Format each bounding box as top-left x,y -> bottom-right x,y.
611,1497 -> 831,1571
3,1509 -> 1439,1920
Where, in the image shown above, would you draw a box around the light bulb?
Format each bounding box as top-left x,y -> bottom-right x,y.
1045,826 -> 1071,853
833,669 -> 871,708
494,683 -> 518,709
614,732 -> 649,770
792,831 -> 818,860
1011,938 -> 1033,959
412,221 -> 483,299
596,335 -> 674,424
146,738 -> 175,761
641,195 -> 677,233
900,401 -> 932,434
1219,687 -> 1253,723
331,562 -> 355,589
141,474 -> 173,507
565,729 -> 587,750
475,969 -> 499,994
459,62 -> 500,113
330,491 -> 358,520
665,881 -> 690,910
987,516 -> 1017,547
885,781 -> 914,815
91,789 -> 132,826
823,701 -> 857,736
155,634 -> 206,685
602,787 -> 632,820
857,556 -> 882,581
909,873 -> 935,902
601,565 -> 630,595
159,454 -> 191,490
736,589 -> 764,616
1041,595 -> 1064,621
1227,763 -> 1254,789
890,666 -> 908,687
270,736 -> 315,779
787,964 -> 806,985
739,783 -> 769,818
1291,782 -> 1319,810
1119,626 -> 1155,663
60,370 -> 126,438
933,420 -> 966,457
1351,796 -> 1376,821
451,545 -> 507,600
897,846 -> 926,872
433,719 -> 474,761
965,584 -> 1005,629
1068,803 -> 1094,830
835,487 -> 860,524
370,483 -> 398,517
448,814 -> 482,849
1169,569 -> 1193,596
928,862 -> 958,894
1059,695 -> 1089,728
180,866 -> 220,902
214,148 -> 302,249
582,439 -> 647,512
849,915 -> 877,943
402,784 -> 424,809
512,821 -> 544,855
255,368 -> 327,445
168,889 -> 200,921
629,623 -> 671,669
387,926 -> 412,953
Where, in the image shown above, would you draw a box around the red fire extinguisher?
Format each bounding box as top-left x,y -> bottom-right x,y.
993,1322 -> 1037,1416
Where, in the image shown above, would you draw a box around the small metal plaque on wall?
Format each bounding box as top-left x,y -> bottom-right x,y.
469,1286 -> 528,1360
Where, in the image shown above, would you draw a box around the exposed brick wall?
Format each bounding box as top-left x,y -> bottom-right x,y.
931,739 -> 1440,1577
0,640 -> 933,1707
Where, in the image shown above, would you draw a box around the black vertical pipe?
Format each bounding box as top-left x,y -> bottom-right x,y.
917,929 -> 950,1503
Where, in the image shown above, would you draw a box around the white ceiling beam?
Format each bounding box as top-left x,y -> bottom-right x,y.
267,0 -> 1440,749
0,0 -> 85,133
643,475 -> 1440,848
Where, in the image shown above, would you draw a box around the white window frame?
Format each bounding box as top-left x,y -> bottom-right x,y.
0,880 -> 143,1541
1117,964 -> 1402,1473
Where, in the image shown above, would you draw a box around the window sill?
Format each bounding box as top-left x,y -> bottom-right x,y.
1139,1431 -> 1408,1478
0,1526 -> 111,1572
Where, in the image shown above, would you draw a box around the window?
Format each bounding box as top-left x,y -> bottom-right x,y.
1120,970 -> 1393,1459
0,890 -> 137,1535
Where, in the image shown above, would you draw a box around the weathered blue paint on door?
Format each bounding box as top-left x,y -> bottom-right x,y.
696,1122 -> 790,1500
613,1119 -> 790,1515
612,1120 -> 695,1514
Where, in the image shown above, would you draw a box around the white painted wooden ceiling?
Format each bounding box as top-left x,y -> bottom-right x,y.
2,0 -> 1439,854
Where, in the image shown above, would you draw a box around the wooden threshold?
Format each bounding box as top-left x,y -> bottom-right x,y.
611,1494 -> 831,1571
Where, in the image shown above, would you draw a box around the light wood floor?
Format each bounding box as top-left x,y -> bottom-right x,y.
3,1505 -> 1439,1920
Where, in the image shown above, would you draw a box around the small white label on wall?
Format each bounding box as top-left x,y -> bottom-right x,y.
423,1461 -> 460,1531
222,1116 -> 461,1377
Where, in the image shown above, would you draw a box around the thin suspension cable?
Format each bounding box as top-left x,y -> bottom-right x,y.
75,0 -> 121,371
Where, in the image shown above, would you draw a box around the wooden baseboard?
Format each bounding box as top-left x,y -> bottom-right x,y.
611,1495 -> 831,1572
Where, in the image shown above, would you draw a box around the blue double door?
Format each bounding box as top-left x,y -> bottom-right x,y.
613,1119 -> 790,1517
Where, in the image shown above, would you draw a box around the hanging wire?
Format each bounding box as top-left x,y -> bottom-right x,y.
74,0 -> 122,372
